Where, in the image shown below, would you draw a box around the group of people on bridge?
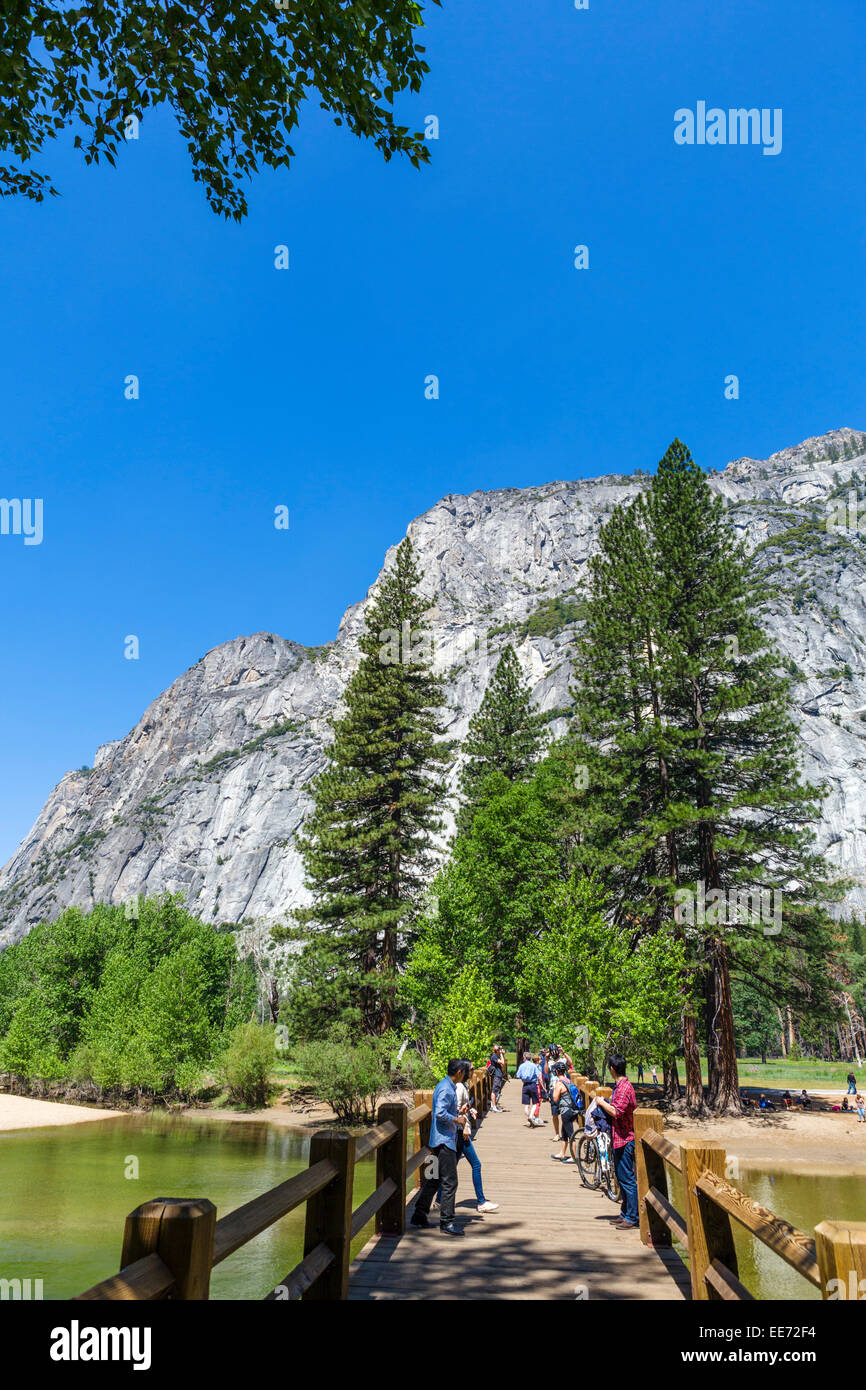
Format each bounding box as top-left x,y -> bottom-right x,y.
410,1044 -> 640,1236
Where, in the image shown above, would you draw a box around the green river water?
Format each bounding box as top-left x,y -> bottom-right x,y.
666,1166 -> 866,1299
0,1113 -> 380,1301
1,1113 -> 864,1300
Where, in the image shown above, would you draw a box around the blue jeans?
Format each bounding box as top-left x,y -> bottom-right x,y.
848,1081 -> 857,1094
613,1139 -> 638,1225
437,1135 -> 487,1205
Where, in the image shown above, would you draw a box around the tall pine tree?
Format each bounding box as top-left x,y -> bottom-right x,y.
570,440 -> 841,1113
275,538 -> 449,1036
457,644 -> 545,831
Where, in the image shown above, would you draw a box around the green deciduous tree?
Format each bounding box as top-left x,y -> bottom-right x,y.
518,875 -> 686,1077
0,896 -> 257,1097
0,0 -> 439,219
277,537 -> 449,1036
428,964 -> 500,1076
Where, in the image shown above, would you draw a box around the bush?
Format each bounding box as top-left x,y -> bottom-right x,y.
221,1021 -> 275,1107
292,1028 -> 393,1123
392,1044 -> 437,1092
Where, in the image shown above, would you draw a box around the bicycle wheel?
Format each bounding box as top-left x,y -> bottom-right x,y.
576,1134 -> 601,1188
601,1153 -> 621,1203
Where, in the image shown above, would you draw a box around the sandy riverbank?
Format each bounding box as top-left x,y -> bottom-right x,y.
0,1093 -> 124,1132
183,1089 -> 414,1134
661,1105 -> 866,1175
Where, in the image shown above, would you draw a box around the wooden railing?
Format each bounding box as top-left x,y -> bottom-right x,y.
632,1106 -> 865,1301
74,1067 -> 492,1302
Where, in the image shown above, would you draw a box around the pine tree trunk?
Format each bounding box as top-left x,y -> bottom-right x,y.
777,1008 -> 787,1058
843,996 -> 863,1068
682,1006 -> 705,1113
664,1057 -> 681,1100
704,940 -> 741,1113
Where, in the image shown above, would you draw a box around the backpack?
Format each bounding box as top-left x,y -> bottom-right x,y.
558,1079 -> 583,1115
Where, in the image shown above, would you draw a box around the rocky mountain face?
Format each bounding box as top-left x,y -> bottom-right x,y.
3,427 -> 866,949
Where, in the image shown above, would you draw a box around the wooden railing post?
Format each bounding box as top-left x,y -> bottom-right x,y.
302,1130 -> 355,1300
121,1197 -> 216,1300
680,1140 -> 728,1301
815,1221 -> 866,1300
414,1089 -> 433,1189
376,1103 -> 408,1236
634,1109 -> 671,1249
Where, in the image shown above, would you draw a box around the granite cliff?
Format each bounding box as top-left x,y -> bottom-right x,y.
3,427 -> 866,947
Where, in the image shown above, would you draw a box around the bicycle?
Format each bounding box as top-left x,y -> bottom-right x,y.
576,1129 -> 620,1203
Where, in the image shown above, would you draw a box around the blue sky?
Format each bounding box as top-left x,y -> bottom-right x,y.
1,0 -> 864,863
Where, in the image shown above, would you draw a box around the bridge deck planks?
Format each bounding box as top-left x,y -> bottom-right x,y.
348,1088 -> 690,1301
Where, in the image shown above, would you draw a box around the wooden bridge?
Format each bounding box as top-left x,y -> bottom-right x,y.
349,1081 -> 688,1301
75,1068 -> 866,1302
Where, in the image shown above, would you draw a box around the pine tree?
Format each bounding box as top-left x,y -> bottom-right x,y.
570,439 -> 842,1113
275,538 -> 449,1036
457,644 -> 545,831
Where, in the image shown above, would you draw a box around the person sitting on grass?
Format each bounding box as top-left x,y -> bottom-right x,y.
799,1089 -> 811,1109
782,1090 -> 793,1109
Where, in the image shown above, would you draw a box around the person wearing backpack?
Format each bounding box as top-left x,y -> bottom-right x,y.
550,1062 -> 581,1163
516,1051 -> 544,1126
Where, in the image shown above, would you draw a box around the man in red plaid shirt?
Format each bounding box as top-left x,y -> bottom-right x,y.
596,1054 -> 639,1229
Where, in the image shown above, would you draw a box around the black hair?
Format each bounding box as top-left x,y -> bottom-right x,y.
608,1053 -> 627,1077
447,1058 -> 468,1077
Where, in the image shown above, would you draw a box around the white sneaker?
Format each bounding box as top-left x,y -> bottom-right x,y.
477,1201 -> 499,1213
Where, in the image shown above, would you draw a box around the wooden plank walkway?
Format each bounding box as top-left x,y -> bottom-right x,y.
349,1087 -> 691,1300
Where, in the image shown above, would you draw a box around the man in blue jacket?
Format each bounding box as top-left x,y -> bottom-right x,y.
411,1058 -> 469,1237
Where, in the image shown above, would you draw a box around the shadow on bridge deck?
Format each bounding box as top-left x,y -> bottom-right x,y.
349,1094 -> 691,1301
